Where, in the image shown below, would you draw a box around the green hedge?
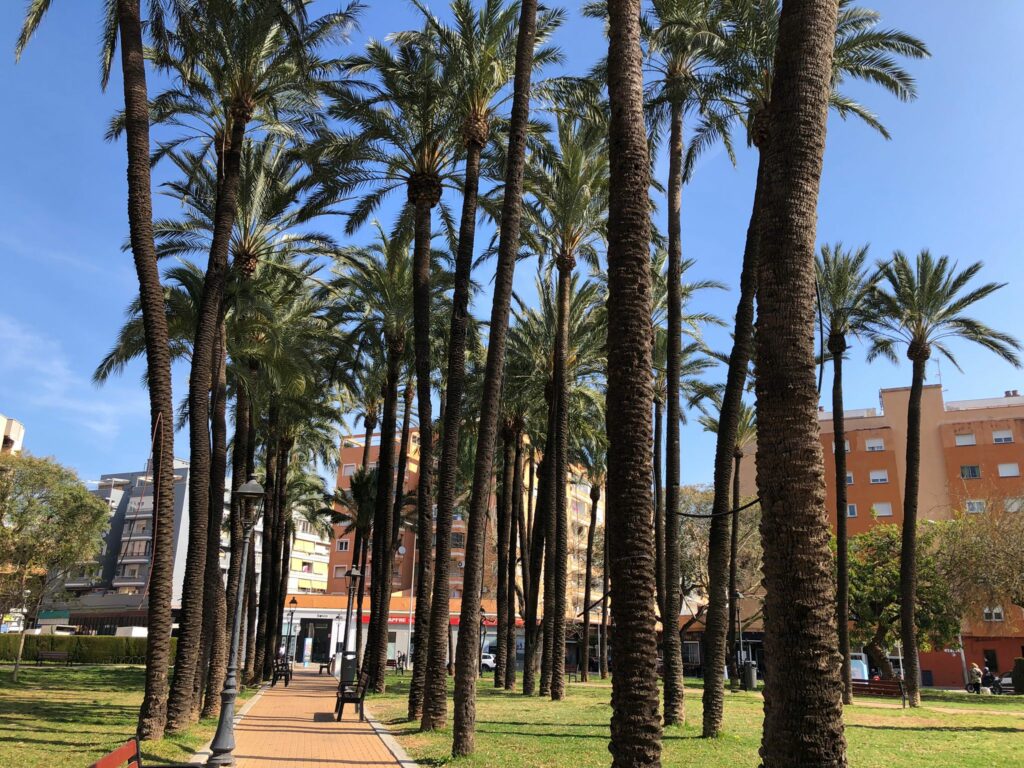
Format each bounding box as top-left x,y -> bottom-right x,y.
0,634 -> 176,664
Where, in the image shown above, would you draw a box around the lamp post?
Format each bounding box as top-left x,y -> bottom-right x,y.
287,596 -> 298,663
208,477 -> 265,767
335,566 -> 361,721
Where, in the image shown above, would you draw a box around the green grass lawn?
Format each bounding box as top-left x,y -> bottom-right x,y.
0,664 -> 255,768
368,675 -> 1024,767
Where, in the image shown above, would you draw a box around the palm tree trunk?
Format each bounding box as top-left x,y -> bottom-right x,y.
118,0 -> 176,742
831,340 -> 853,705
368,347 -> 401,693
606,1 -> 662,763
702,154 -> 765,739
582,486 -> 599,683
243,539 -> 257,683
392,381 -> 414,552
727,453 -> 742,691
356,533 -> 369,668
900,354 -> 926,707
653,397 -> 665,621
600,517 -> 609,680
526,446 -> 535,556
523,453 -> 547,696
271,443 -> 291,666
167,105 -> 248,732
261,438 -> 282,681
550,261 -> 573,701
506,427 -> 524,690
225,374 -> 250,654
200,327 -> 229,719
361,413 -> 376,469
451,1 -> 538,754
253,406 -> 279,682
662,99 -> 686,726
754,1 -> 847,764
417,131 -> 484,726
495,424 -> 515,688
540,399 -> 558,696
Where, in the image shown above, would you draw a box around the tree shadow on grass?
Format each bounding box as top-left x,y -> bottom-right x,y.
848,724 -> 1022,734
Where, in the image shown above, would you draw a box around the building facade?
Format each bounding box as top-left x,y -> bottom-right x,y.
740,385 -> 1024,686
0,412 -> 25,455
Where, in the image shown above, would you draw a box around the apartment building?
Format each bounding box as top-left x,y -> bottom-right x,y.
0,412 -> 25,455
739,385 -> 1024,686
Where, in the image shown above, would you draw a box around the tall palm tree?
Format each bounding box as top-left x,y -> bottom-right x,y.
449,0 -> 544,756
16,0 -> 178,740
578,430 -> 607,684
753,0 -> 846,764
697,396 -> 755,690
333,465 -> 378,666
700,0 -> 928,736
410,0 -> 562,724
605,0 -> 662,764
525,110 -> 608,701
867,250 -> 1020,707
815,242 -> 878,704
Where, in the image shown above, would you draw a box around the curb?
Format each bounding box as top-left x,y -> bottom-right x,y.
364,708 -> 419,767
189,684 -> 269,764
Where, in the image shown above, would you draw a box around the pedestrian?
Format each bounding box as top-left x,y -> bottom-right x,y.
969,662 -> 983,694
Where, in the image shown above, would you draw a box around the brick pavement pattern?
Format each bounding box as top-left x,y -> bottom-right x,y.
232,667 -> 403,767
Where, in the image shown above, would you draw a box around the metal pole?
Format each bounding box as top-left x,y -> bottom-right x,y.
207,520 -> 255,766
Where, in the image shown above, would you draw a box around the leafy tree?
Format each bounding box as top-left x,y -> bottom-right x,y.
867,250 -> 1020,705
0,454 -> 108,682
848,524 -> 960,680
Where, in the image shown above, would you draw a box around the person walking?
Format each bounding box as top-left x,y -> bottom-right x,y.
969,662 -> 983,694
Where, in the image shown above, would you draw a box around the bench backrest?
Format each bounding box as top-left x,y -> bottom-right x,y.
852,679 -> 903,694
90,738 -> 141,768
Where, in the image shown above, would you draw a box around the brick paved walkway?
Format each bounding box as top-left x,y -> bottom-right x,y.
229,666 -> 409,767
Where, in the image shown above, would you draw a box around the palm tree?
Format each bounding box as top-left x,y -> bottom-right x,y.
866,250 -> 1020,707
16,0 -> 178,739
449,0 -> 544,756
752,0 -> 847,764
524,110 -> 608,701
605,0 -> 662,764
333,466 -> 378,667
815,242 -> 878,704
578,431 -> 607,684
409,0 -> 562,724
697,396 -> 755,690
700,0 -> 928,736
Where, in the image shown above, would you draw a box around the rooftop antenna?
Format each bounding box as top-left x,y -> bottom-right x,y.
934,358 -> 946,392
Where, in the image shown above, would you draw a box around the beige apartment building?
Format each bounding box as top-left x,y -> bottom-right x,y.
0,413 -> 25,455
739,385 -> 1024,686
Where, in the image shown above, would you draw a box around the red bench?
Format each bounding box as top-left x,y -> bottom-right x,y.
89,738 -> 195,768
851,678 -> 907,708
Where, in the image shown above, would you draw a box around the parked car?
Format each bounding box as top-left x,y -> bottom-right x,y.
480,653 -> 496,672
997,670 -> 1018,694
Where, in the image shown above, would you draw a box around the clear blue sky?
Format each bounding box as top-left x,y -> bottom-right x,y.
1,1 -> 1022,488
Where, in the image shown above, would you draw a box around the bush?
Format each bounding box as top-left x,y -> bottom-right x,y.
1012,657 -> 1024,694
0,633 -> 176,664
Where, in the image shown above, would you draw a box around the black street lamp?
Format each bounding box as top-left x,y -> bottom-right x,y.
287,596 -> 298,662
207,477 -> 265,767
335,566 -> 362,721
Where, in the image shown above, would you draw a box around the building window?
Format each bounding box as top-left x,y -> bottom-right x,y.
451,532 -> 466,548
846,472 -> 854,485
301,561 -> 313,573
343,464 -> 357,477
451,588 -> 461,598
983,606 -> 1005,622
1005,497 -> 1024,513
965,499 -> 986,514
334,566 -> 347,579
955,433 -> 977,447
119,540 -> 151,558
847,504 -> 857,518
869,470 -> 889,484
960,465 -> 981,480
337,539 -> 349,552
993,429 -> 1014,444
998,463 -> 1020,478
872,502 -> 893,517
865,438 -> 885,452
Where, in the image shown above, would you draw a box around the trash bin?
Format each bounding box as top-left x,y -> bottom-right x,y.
742,661 -> 757,690
338,650 -> 358,683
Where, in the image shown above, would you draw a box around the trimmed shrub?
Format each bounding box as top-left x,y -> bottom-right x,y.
1012,657 -> 1024,694
0,633 -> 176,664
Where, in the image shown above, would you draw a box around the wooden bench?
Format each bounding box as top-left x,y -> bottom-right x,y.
852,678 -> 906,707
271,655 -> 292,687
89,737 -> 195,768
335,668 -> 369,722
319,655 -> 335,675
37,650 -> 71,666
565,662 -> 579,683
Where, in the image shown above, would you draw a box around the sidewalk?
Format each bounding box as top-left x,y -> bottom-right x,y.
226,666 -> 413,767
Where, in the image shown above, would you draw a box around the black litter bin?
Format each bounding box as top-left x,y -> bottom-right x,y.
742,661 -> 757,690
339,650 -> 358,683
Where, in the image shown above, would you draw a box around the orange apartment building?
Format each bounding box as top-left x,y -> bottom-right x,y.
741,384 -> 1024,687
